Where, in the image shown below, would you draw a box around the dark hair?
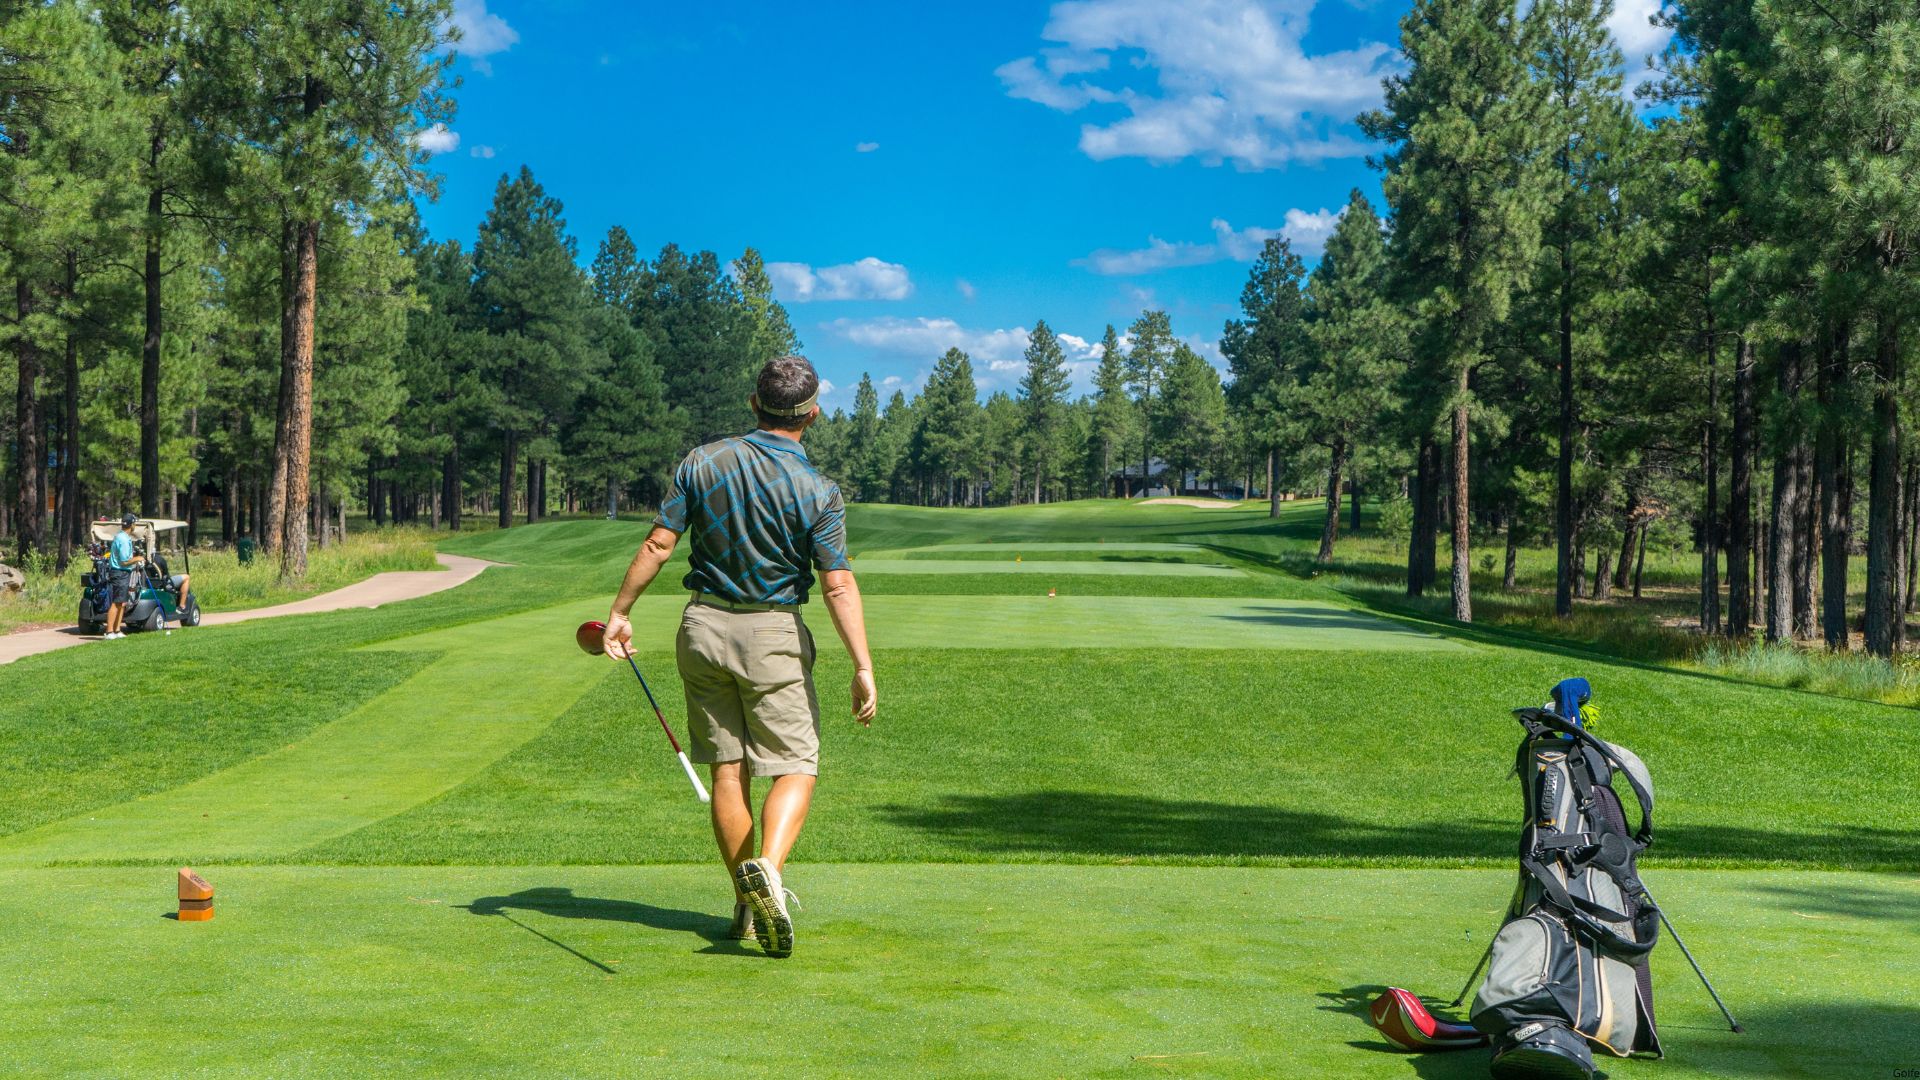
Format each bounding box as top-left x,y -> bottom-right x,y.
753,354 -> 821,430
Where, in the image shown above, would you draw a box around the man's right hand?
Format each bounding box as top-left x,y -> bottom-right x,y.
604,612 -> 634,660
850,668 -> 876,726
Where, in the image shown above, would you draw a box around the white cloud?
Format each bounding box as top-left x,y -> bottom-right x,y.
825,316 -> 1032,365
469,144 -> 496,159
817,378 -> 837,403
415,124 -> 461,154
448,0 -> 519,75
855,141 -> 880,153
1079,209 -> 1342,275
1607,0 -> 1673,96
998,0 -> 1395,169
956,278 -> 978,301
767,257 -> 913,302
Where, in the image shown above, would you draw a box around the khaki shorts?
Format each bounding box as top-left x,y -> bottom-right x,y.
676,598 -> 820,777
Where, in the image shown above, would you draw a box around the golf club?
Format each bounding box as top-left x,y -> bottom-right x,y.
577,619 -> 710,804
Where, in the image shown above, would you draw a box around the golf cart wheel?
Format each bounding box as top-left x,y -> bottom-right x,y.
182,599 -> 201,627
144,607 -> 166,634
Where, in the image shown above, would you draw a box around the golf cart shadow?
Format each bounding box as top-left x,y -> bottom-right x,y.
462,886 -> 731,943
1317,986 -> 1587,1080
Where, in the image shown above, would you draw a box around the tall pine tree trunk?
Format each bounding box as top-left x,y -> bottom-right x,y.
1555,243 -> 1576,618
1817,328 -> 1850,649
14,279 -> 44,563
1767,343 -> 1803,643
1316,438 -> 1345,564
140,134 -> 165,518
1701,317 -> 1721,634
277,218 -> 319,582
1767,437 -> 1797,644
59,266 -> 80,570
1449,381 -> 1472,622
445,442 -> 462,532
498,433 -> 517,529
1268,449 -> 1280,518
1793,443 -> 1816,640
1726,336 -> 1755,636
1503,516 -> 1519,590
1410,433 -> 1438,596
1864,316 -> 1902,657
264,219 -> 296,555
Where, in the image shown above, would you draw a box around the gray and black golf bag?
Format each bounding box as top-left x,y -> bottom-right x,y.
1470,705 -> 1663,1079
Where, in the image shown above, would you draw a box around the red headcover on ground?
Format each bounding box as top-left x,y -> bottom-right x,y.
1368,987 -> 1488,1051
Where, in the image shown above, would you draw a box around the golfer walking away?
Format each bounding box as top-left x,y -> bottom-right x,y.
604,354 -> 877,959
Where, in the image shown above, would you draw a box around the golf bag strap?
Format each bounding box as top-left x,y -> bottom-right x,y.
1520,853 -> 1657,959
1517,709 -> 1654,845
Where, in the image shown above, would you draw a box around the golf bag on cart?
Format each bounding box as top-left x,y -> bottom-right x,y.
1470,680 -> 1663,1079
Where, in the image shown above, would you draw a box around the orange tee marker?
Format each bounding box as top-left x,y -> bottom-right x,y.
177,868 -> 214,921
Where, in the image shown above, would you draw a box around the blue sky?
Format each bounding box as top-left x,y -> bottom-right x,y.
416,0 -> 1668,410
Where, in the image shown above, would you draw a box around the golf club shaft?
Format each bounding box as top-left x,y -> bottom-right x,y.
622,652 -> 684,753
676,750 -> 710,803
1653,904 -> 1742,1032
1449,937 -> 1496,1008
622,652 -> 709,803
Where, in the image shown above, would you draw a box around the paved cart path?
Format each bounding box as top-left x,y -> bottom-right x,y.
0,552 -> 495,667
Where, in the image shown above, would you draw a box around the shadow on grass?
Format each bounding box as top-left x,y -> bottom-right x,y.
1213,604 -> 1444,636
462,886 -> 730,942
1749,881 -> 1920,928
878,790 -> 1513,860
1319,985 -> 1493,1080
879,791 -> 1920,866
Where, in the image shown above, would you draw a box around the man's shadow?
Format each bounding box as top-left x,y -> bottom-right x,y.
460,887 -> 749,970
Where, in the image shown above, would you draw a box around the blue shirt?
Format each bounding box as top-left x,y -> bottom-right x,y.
654,430 -> 851,605
109,531 -> 137,570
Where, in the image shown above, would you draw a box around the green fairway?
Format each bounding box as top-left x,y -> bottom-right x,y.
2,864 -> 1911,1078
850,557 -> 1245,577
3,501 -> 1916,1077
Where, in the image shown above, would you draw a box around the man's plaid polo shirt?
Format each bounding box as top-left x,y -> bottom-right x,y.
653,428 -> 851,605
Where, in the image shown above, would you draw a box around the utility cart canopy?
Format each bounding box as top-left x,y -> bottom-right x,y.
88,518 -> 189,547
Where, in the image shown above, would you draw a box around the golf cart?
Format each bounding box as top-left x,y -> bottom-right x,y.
77,518 -> 202,634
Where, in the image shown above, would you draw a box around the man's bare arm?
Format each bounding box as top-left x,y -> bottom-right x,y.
605,526 -> 680,659
819,568 -> 876,725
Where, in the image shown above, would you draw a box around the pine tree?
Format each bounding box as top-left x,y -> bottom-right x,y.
734,247 -> 801,364
1222,238 -> 1311,517
1156,344 -> 1228,494
1525,0 -> 1640,616
1018,319 -> 1072,503
1089,325 -> 1134,496
847,373 -> 883,501
1301,190 -> 1402,563
197,0 -> 454,577
918,347 -> 981,505
471,167 -> 594,529
1362,0 -> 1552,620
1125,310 -> 1175,492
632,243 -> 754,445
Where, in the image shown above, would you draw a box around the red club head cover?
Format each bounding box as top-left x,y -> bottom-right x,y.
576,620 -> 607,656
1368,987 -> 1488,1051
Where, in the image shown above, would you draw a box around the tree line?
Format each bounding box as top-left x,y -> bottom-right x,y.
9,0 -> 1916,665
1215,0 -> 1920,659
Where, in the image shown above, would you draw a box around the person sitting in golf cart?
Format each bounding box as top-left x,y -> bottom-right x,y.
102,512 -> 145,640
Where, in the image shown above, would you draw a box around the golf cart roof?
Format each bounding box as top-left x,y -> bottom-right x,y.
89,518 -> 189,545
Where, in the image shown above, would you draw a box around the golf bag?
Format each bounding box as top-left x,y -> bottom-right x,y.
1470,695 -> 1662,1078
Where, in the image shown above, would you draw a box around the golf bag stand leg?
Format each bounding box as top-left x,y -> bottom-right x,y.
1648,894 -> 1742,1033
